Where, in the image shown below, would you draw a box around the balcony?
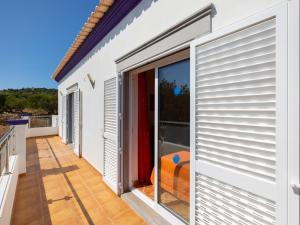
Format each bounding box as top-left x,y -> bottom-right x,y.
0,118 -> 145,225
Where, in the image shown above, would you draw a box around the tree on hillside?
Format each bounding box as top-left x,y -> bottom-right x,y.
0,88 -> 58,115
5,96 -> 27,112
0,94 -> 5,113
28,93 -> 58,114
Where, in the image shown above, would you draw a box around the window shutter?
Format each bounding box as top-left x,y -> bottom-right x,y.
191,5 -> 287,225
74,90 -> 81,156
62,95 -> 67,144
103,77 -> 118,192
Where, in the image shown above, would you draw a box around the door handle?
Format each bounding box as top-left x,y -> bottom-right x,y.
291,183 -> 300,189
291,183 -> 300,194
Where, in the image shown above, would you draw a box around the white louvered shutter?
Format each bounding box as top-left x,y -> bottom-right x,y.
103,77 -> 119,192
74,90 -> 81,156
66,95 -> 70,144
71,95 -> 75,144
62,95 -> 67,144
191,6 -> 287,225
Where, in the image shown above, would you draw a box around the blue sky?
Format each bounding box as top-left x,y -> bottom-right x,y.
0,0 -> 99,90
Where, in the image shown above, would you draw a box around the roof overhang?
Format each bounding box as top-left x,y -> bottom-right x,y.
52,0 -> 142,82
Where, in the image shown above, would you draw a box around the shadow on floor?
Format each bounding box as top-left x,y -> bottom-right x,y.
12,136 -> 145,225
45,138 -> 94,224
12,138 -> 52,224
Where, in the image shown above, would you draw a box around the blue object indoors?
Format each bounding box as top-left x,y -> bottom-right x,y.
173,154 -> 180,164
173,86 -> 181,96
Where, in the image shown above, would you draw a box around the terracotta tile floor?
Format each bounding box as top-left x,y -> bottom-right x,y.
12,136 -> 146,225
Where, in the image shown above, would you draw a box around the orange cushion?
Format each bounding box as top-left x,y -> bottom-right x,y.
151,151 -> 190,202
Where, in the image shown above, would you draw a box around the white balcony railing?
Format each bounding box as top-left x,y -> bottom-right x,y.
0,115 -> 58,224
28,115 -> 52,128
24,115 -> 58,138
0,127 -> 16,178
0,120 -> 26,225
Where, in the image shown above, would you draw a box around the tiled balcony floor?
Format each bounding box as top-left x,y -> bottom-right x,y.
12,136 -> 145,225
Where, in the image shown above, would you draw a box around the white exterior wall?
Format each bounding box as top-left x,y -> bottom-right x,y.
26,127 -> 59,138
22,115 -> 59,138
57,0 -> 287,174
14,124 -> 27,174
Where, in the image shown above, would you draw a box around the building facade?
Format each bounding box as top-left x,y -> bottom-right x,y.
52,1 -> 300,224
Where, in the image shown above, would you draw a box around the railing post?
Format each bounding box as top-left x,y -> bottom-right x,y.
52,115 -> 58,127
12,131 -> 16,155
5,139 -> 9,174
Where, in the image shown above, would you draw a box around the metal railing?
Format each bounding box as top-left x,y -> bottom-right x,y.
29,116 -> 52,128
0,127 -> 15,176
159,120 -> 189,126
159,120 -> 190,147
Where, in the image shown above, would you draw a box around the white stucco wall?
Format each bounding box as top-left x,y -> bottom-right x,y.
26,127 -> 59,138
14,124 -> 27,174
0,123 -> 27,225
57,0 -> 288,174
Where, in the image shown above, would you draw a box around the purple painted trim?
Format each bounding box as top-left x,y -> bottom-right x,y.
20,112 -> 31,116
55,0 -> 142,82
6,119 -> 29,125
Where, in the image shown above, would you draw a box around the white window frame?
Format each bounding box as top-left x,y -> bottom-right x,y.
126,49 -> 190,225
287,0 -> 300,224
65,83 -> 80,152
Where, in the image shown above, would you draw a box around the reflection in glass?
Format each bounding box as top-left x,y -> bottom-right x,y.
158,59 -> 190,222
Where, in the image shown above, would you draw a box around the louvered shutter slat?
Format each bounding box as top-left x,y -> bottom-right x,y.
197,61 -> 275,80
196,19 -> 275,55
195,18 -> 276,181
195,174 -> 276,225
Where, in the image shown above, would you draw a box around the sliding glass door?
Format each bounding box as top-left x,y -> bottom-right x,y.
157,59 -> 190,222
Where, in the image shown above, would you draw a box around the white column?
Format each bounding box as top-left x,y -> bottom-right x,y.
52,115 -> 58,127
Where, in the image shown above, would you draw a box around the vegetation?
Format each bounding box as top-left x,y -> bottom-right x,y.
159,79 -> 190,122
0,88 -> 58,118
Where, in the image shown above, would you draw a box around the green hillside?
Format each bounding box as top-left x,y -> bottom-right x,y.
0,88 -> 58,115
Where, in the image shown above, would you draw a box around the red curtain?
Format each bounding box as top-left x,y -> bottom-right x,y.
138,73 -> 152,185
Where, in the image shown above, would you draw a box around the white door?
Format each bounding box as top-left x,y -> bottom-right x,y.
74,89 -> 81,156
103,77 -> 119,193
190,4 -> 288,225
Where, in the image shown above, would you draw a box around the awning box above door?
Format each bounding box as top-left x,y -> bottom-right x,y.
116,5 -> 212,72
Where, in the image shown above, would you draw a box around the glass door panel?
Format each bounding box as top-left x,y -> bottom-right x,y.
157,59 -> 190,222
